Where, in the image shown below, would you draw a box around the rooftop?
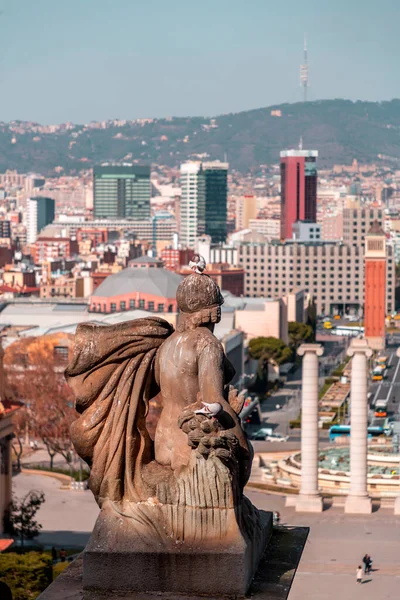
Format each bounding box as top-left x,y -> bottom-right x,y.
92,266 -> 183,299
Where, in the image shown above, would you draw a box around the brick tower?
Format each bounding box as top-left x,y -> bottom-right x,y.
364,221 -> 386,350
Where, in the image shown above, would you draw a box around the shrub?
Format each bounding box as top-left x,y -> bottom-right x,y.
53,561 -> 69,578
0,552 -> 52,600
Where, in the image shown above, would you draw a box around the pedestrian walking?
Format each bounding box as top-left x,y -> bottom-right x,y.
356,566 -> 363,584
362,554 -> 368,574
60,548 -> 67,562
51,546 -> 57,564
366,555 -> 373,574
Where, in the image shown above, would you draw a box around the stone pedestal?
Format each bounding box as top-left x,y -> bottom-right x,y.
38,526 -> 309,600
296,344 -> 324,513
82,500 -> 272,598
345,339 -> 373,515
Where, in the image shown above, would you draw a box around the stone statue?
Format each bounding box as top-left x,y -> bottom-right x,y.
65,258 -> 271,598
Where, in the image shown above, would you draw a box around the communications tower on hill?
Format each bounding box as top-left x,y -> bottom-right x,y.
300,36 -> 309,102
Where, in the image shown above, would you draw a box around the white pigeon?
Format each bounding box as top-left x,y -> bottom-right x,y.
195,402 -> 222,417
189,254 -> 206,274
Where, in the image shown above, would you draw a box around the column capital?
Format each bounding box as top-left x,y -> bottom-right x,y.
297,343 -> 324,358
347,338 -> 373,358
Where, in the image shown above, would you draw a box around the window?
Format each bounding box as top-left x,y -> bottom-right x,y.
120,301 -> 126,311
130,299 -> 135,309
53,346 -> 69,364
139,299 -> 145,309
111,303 -> 116,312
147,302 -> 154,311
158,304 -> 164,312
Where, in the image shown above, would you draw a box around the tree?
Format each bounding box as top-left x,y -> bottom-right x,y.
288,321 -> 314,351
5,334 -> 76,470
8,490 -> 45,548
248,337 -> 292,394
11,406 -> 28,471
306,297 -> 317,341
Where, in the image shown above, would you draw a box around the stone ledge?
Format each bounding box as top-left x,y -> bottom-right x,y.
38,526 -> 308,600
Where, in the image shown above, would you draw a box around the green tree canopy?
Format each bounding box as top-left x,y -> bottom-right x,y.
288,321 -> 314,350
248,337 -> 292,395
248,337 -> 292,365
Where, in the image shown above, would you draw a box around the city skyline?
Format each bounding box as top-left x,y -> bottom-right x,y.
0,0 -> 398,123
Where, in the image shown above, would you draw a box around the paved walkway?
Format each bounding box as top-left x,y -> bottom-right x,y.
13,471 -> 99,547
13,471 -> 400,598
247,490 -> 400,599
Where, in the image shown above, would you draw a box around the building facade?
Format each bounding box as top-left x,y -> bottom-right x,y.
235,240 -> 395,316
93,165 -> 151,219
280,150 -> 318,240
179,161 -> 228,248
90,257 -> 182,314
26,196 -> 55,244
32,237 -> 79,263
343,207 -> 384,246
236,196 -> 258,231
249,217 -> 280,239
203,161 -> 228,243
179,162 -> 205,248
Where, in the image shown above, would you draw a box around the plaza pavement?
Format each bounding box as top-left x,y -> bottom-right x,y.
12,471 -> 400,598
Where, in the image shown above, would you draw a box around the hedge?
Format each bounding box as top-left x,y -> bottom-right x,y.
0,552 -> 52,600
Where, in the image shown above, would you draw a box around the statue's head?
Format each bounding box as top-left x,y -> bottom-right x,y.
176,257 -> 224,331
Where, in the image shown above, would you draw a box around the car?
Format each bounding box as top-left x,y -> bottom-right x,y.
250,427 -> 274,440
264,433 -> 289,443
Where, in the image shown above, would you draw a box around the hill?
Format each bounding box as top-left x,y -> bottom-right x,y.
2,99 -> 400,174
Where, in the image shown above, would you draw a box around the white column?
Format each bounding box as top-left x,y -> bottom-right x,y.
394,348 -> 400,515
296,343 -> 324,513
345,339 -> 373,514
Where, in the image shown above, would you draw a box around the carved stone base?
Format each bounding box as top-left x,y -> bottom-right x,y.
83,501 -> 272,597
344,495 -> 372,514
295,494 -> 323,513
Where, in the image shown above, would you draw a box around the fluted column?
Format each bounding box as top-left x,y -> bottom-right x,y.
296,343 -> 324,513
394,348 -> 400,515
345,339 -> 373,514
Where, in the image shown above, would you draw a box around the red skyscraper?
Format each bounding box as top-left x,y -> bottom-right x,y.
280,150 -> 318,240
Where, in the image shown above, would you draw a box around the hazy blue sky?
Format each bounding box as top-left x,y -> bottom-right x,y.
1,0 -> 399,123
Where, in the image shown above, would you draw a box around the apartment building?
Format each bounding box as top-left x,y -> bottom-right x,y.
248,218 -> 280,239
343,207 -> 384,246
236,240 -> 395,316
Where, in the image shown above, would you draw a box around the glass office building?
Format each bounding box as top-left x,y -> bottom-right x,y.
93,165 -> 151,219
202,162 -> 228,244
180,161 -> 228,248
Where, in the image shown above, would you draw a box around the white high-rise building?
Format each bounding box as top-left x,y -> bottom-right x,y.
179,162 -> 205,248
26,196 -> 55,244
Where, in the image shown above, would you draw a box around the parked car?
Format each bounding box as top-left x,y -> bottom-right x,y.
250,427 -> 274,441
265,433 -> 289,443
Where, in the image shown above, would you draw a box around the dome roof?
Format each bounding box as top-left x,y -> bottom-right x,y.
93,266 -> 183,299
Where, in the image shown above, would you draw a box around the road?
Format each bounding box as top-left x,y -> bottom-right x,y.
368,338 -> 400,428
249,338 -> 347,442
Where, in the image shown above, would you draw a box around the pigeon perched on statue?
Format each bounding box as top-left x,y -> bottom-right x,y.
188,254 -> 206,274
195,402 -> 222,417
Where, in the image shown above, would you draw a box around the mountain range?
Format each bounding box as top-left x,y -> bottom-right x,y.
3,99 -> 400,175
